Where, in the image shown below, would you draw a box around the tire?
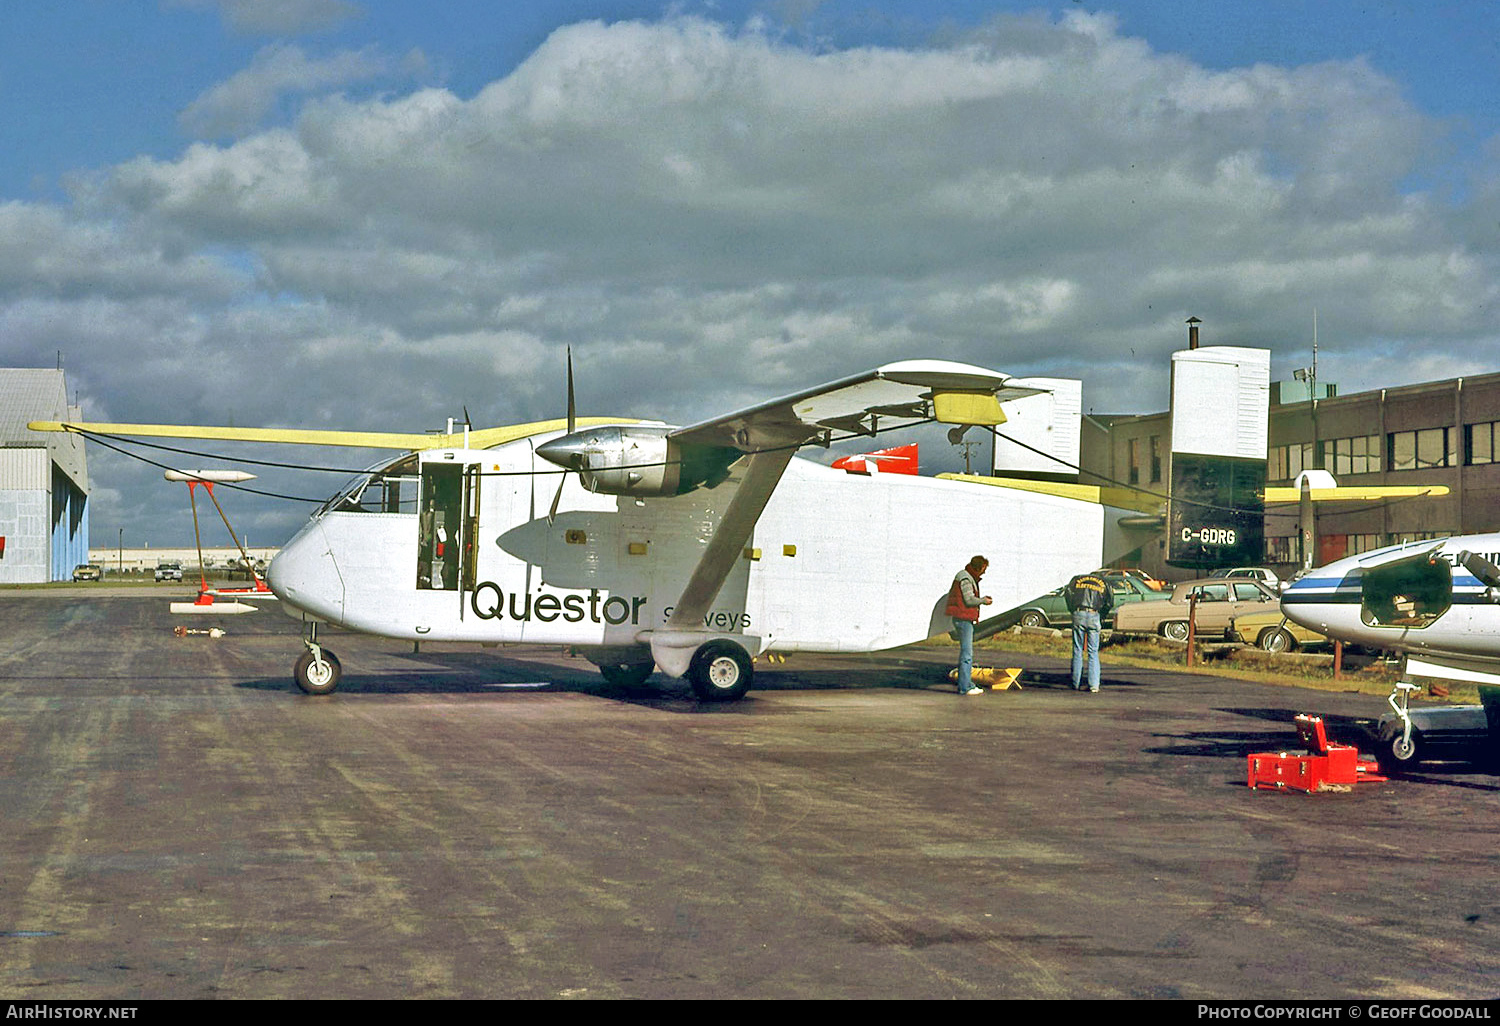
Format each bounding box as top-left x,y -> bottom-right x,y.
688,640 -> 753,702
1160,620 -> 1190,642
1377,729 -> 1421,775
1019,611 -> 1046,628
294,649 -> 342,696
1257,627 -> 1297,653
599,661 -> 655,690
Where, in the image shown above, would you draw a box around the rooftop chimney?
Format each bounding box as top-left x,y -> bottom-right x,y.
1186,316 -> 1201,350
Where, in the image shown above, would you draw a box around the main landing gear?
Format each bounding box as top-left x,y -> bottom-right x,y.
294,622 -> 342,695
687,640 -> 753,702
590,639 -> 755,701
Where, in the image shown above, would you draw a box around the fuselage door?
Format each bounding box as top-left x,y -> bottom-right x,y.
1359,550 -> 1453,629
417,459 -> 477,593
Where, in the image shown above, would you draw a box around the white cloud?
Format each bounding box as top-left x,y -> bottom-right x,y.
179,43 -> 397,138
169,0 -> 363,36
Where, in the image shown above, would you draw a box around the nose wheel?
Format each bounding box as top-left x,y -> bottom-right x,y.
294,623 -> 342,695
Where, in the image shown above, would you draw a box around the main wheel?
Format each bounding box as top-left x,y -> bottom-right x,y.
1161,620 -> 1190,642
599,661 -> 655,690
1257,627 -> 1297,653
688,640 -> 753,702
294,648 -> 342,696
1019,611 -> 1046,628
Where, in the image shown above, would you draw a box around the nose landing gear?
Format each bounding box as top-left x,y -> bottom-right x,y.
294,622 -> 342,695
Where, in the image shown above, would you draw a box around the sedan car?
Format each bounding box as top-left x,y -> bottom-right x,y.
71,563 -> 103,582
1228,610 -> 1328,652
1111,577 -> 1281,641
1001,572 -> 1161,629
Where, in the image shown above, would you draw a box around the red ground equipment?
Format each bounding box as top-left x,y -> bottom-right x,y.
1247,714 -> 1387,793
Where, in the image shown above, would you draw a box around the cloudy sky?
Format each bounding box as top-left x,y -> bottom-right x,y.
5,0 -> 1500,547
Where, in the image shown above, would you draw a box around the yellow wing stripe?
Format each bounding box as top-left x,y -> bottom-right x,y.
28,417 -> 637,450
937,473 -> 1160,513
1264,485 -> 1450,502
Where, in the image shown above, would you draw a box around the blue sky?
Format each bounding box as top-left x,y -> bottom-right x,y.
3,1 -> 1499,543
6,2 -> 1496,198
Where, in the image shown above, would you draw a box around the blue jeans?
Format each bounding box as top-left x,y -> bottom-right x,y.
953,618 -> 974,691
1071,610 -> 1102,691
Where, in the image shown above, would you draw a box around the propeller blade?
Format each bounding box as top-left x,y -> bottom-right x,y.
566,347 -> 576,435
547,472 -> 567,524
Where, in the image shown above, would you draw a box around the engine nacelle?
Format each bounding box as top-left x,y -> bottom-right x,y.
539,424 -> 721,497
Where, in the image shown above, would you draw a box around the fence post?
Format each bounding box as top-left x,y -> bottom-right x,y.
1186,593 -> 1197,667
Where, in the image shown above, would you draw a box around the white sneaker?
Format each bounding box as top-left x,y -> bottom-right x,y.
963,686 -> 984,696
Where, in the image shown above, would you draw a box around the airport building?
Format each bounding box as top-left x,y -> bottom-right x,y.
1083,364 -> 1500,582
0,369 -> 90,583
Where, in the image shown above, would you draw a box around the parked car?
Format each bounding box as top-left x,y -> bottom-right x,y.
1228,610 -> 1327,652
1111,577 -> 1281,641
1000,572 -> 1160,629
71,563 -> 103,582
1209,566 -> 1284,593
1102,567 -> 1166,590
154,560 -> 183,582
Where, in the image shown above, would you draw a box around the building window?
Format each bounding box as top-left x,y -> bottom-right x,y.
1387,428 -> 1454,471
1127,437 -> 1139,485
1319,434 -> 1379,476
1149,435 -> 1162,483
1266,536 -> 1298,564
1466,421 -> 1498,465
1269,442 -> 1314,481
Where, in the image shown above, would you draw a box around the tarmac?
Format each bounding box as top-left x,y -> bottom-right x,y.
0,590 -> 1497,1000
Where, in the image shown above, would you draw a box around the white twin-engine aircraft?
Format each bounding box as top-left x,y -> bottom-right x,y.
37,360 -> 1155,700
1281,535 -> 1500,689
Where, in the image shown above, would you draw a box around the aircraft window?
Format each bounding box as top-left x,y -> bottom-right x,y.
324,455 -> 420,515
1360,557 -> 1452,629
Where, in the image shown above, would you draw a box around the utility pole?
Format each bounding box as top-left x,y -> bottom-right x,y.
957,439 -> 979,474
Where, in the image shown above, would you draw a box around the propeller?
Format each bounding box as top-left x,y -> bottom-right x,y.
546,347 -> 579,523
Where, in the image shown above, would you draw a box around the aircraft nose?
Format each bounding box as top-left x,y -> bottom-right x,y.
266,522 -> 344,622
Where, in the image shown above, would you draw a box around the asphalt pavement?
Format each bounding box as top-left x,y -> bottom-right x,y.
0,592 -> 1496,999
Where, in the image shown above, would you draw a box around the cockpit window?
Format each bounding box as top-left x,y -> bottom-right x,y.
320,454 -> 421,515
1360,554 -> 1452,629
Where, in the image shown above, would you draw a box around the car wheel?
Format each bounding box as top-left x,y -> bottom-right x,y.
1257,627 -> 1297,653
1160,620 -> 1189,642
1019,611 -> 1046,628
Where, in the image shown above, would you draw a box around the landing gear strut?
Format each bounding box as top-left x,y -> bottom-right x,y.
294,622 -> 342,695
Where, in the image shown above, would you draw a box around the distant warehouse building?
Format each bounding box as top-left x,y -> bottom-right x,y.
0,369 -> 89,583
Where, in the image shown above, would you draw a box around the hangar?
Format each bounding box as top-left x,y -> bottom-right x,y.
0,369 -> 89,583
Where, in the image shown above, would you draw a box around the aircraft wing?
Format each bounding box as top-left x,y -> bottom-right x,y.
650,360 -> 1039,676
668,359 -> 1038,450
27,417 -> 635,451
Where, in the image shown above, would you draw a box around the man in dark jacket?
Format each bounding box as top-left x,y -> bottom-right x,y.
1064,571 -> 1114,692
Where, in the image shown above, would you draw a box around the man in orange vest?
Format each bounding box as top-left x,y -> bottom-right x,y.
947,556 -> 993,695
